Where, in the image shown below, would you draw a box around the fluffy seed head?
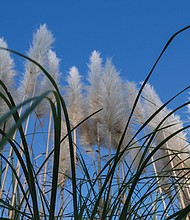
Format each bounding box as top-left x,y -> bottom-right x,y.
87,50 -> 103,118
65,66 -> 84,127
18,24 -> 54,100
35,50 -> 61,118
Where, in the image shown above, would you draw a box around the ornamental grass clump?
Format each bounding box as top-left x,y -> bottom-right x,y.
0,24 -> 190,220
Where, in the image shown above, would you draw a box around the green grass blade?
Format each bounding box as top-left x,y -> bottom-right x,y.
48,92 -> 61,220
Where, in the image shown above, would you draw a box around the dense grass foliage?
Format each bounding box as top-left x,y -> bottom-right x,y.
0,25 -> 190,220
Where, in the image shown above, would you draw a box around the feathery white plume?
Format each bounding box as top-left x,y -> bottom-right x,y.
65,66 -> 84,127
164,114 -> 190,167
124,81 -> 145,124
18,24 -> 54,100
0,38 -> 16,91
142,83 -> 190,172
0,38 -> 16,133
98,59 -> 141,168
78,119 -> 97,154
79,51 -> 103,149
99,58 -> 127,148
141,83 -> 166,128
87,50 -> 103,117
35,50 -> 61,117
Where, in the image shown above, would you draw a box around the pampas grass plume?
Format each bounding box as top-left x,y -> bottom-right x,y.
18,24 -> 54,100
0,38 -> 16,118
87,50 -> 103,118
65,66 -> 84,127
99,58 -> 126,148
35,50 -> 61,117
79,51 -> 103,150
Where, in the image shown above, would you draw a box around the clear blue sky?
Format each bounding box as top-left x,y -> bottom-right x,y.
1,1 -> 190,109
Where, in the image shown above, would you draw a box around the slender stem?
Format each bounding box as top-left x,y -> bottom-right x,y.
108,131 -> 112,205
117,165 -> 121,216
97,121 -> 103,217
73,129 -> 77,168
164,142 -> 189,220
150,152 -> 168,217
121,161 -> 126,204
